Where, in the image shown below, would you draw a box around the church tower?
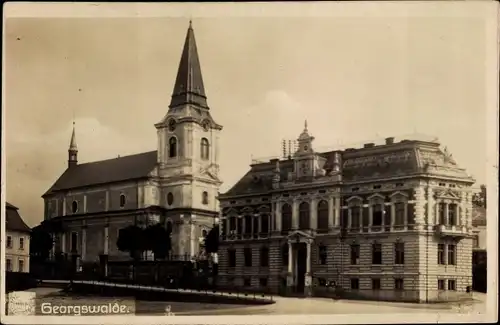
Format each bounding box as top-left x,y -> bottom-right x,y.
68,122 -> 78,168
155,21 -> 223,258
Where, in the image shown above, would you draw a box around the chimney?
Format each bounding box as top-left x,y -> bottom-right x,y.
364,143 -> 375,148
385,137 -> 395,145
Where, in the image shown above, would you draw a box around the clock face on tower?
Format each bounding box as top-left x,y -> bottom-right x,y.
168,119 -> 176,132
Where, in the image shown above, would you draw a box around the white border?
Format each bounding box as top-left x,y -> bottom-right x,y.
1,1 -> 498,324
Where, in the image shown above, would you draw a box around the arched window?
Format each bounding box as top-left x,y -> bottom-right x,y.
299,202 -> 310,230
169,137 -> 177,158
317,200 -> 329,231
71,200 -> 78,214
281,203 -> 292,231
200,138 -> 210,160
119,194 -> 126,208
202,191 -> 209,205
167,192 -> 174,206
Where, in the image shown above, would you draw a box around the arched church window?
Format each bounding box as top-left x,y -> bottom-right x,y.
167,192 -> 174,206
201,138 -> 210,160
281,203 -> 292,232
202,191 -> 209,205
169,137 -> 178,158
119,194 -> 126,208
71,200 -> 78,214
317,200 -> 329,231
299,202 -> 310,230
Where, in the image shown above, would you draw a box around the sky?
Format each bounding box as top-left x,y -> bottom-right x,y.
2,3 -> 496,227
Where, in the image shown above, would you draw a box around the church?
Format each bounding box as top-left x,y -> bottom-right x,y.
42,22 -> 222,264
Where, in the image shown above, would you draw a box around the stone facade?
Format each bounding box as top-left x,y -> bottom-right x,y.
218,126 -> 475,303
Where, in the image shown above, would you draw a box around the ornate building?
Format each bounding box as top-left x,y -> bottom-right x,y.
217,122 -> 475,302
42,22 -> 222,264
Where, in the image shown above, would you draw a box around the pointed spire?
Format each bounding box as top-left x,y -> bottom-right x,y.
169,20 -> 208,109
69,121 -> 77,151
68,121 -> 78,168
304,120 -> 308,132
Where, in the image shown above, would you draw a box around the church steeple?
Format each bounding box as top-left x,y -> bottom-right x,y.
169,20 -> 208,110
68,121 -> 78,168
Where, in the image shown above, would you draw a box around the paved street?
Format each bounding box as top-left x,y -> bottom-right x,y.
24,287 -> 487,316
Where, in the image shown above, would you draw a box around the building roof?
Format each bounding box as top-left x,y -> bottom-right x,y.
5,202 -> 31,233
169,20 -> 208,110
472,205 -> 486,227
43,150 -> 157,196
222,139 -> 474,198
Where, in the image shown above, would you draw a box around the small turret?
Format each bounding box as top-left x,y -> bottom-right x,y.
68,122 -> 78,168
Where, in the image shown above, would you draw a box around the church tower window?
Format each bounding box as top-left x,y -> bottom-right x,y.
202,191 -> 209,205
119,194 -> 126,208
169,137 -> 178,158
201,138 -> 210,160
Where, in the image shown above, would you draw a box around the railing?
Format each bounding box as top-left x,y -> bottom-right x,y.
40,278 -> 274,304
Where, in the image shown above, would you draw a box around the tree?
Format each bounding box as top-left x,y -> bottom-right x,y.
30,224 -> 54,262
116,225 -> 145,260
144,223 -> 171,260
472,184 -> 487,208
204,225 -> 219,255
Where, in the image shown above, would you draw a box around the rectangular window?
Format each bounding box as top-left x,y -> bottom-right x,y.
448,204 -> 457,226
394,278 -> 404,290
372,278 -> 381,290
372,204 -> 383,227
350,278 -> 359,290
243,277 -> 251,287
448,279 -> 456,291
395,202 -> 405,226
438,244 -> 446,265
228,249 -> 236,267
394,242 -> 405,265
438,279 -> 446,290
350,244 -> 360,265
18,260 -> 24,272
259,278 -> 268,287
244,247 -> 252,267
260,247 -> 269,267
351,207 -> 360,228
372,243 -> 382,264
447,244 -> 456,265
6,259 -> 12,272
319,245 -> 328,265
438,203 -> 446,225
19,238 -> 24,250
6,236 -> 12,249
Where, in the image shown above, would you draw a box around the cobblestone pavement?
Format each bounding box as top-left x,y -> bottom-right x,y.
26,287 -> 488,316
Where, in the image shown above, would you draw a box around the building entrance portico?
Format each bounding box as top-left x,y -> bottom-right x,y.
286,230 -> 314,296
